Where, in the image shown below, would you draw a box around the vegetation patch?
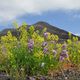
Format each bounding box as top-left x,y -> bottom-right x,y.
0,23 -> 80,80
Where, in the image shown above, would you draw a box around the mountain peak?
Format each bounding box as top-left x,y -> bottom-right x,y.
34,21 -> 50,25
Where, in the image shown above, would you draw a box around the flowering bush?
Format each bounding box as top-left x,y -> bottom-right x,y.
0,23 -> 80,79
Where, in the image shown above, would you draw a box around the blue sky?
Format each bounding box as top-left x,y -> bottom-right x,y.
0,0 -> 80,35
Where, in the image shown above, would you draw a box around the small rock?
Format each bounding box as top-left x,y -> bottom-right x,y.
65,77 -> 68,80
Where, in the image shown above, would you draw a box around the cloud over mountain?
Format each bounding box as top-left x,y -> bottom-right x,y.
0,0 -> 80,22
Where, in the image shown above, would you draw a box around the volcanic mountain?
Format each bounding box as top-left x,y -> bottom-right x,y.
0,21 -> 80,42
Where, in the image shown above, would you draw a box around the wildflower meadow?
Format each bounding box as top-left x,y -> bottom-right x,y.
0,23 -> 80,80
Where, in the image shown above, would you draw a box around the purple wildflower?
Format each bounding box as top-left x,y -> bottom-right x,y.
52,50 -> 57,57
28,43 -> 33,49
52,50 -> 57,55
44,32 -> 49,38
42,42 -> 47,47
59,56 -> 65,62
43,48 -> 48,54
28,39 -> 34,51
62,43 -> 67,50
59,50 -> 69,62
60,50 -> 68,58
28,39 -> 34,45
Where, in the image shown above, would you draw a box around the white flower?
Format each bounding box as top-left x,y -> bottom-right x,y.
41,62 -> 45,67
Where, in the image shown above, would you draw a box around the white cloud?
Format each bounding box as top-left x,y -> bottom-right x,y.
75,34 -> 80,36
0,0 -> 80,22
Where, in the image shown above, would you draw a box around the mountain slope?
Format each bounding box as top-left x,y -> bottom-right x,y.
33,21 -> 80,41
0,21 -> 79,42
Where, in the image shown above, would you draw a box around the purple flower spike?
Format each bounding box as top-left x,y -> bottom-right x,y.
62,43 -> 67,49
44,32 -> 49,38
52,50 -> 57,57
28,39 -> 34,51
42,42 -> 47,47
59,50 -> 69,62
28,39 -> 34,45
43,48 -> 48,54
52,50 -> 57,55
59,56 -> 65,62
60,50 -> 68,58
28,43 -> 33,49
